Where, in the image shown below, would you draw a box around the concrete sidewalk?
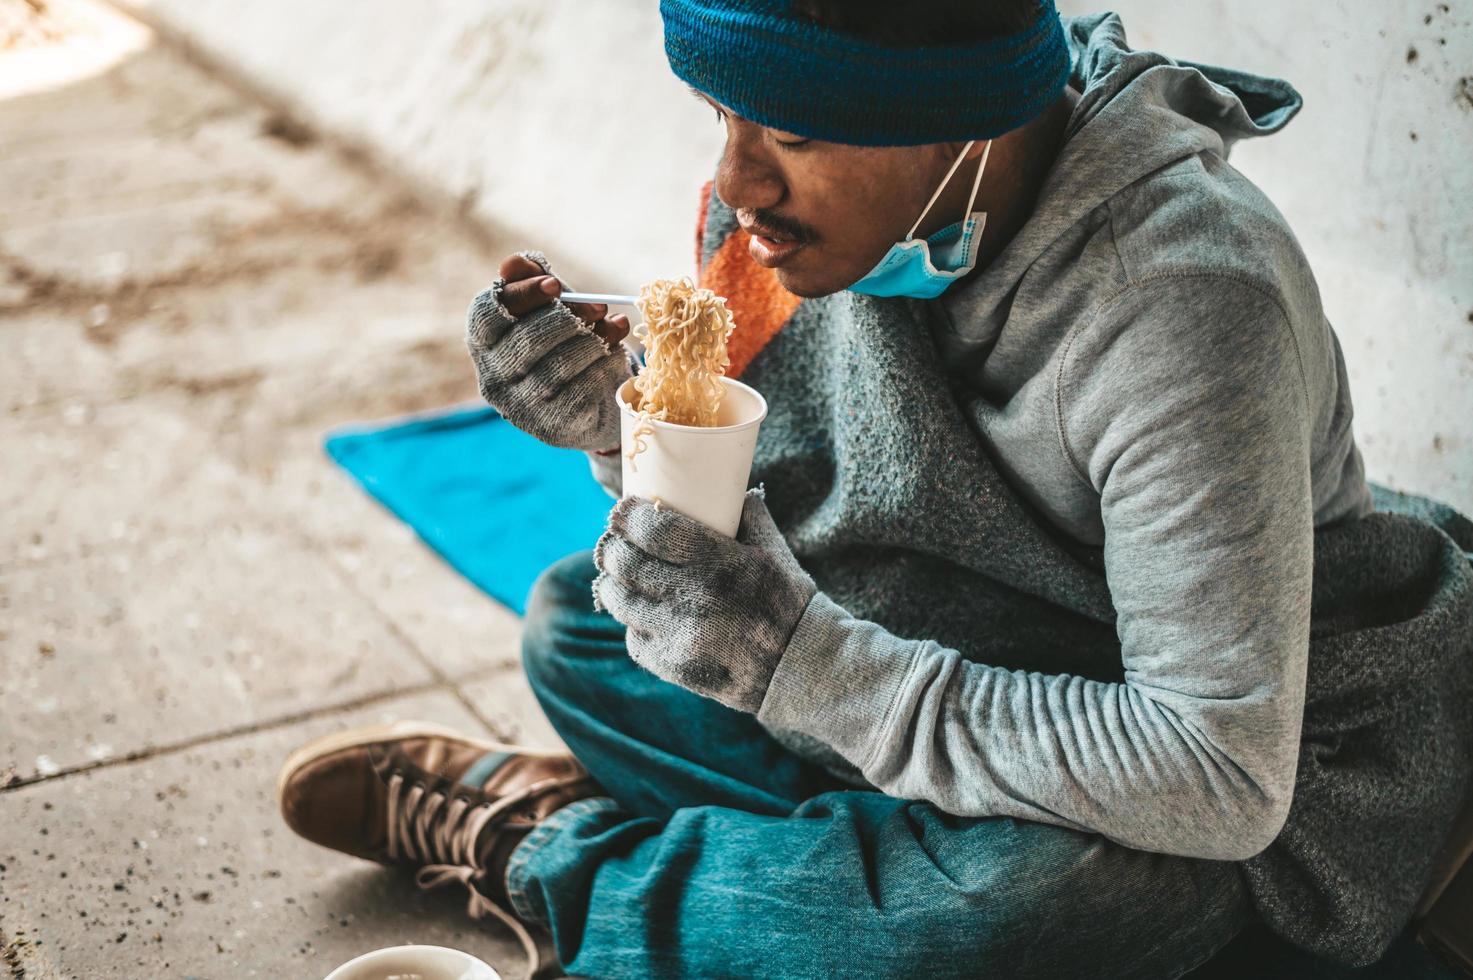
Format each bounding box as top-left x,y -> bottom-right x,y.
2,2 -> 563,976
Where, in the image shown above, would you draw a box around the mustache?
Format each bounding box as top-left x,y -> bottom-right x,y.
740,207 -> 819,244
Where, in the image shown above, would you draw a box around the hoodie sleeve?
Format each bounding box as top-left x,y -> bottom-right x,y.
757,274 -> 1311,862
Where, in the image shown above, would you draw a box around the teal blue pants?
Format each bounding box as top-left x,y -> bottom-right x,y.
503,550 -> 1253,979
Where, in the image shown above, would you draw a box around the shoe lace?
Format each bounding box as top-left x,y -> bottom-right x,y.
385,771 -> 547,977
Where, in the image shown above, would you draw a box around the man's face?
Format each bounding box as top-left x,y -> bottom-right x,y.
700,93 -> 960,298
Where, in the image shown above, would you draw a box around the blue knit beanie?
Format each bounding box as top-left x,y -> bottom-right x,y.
661,0 -> 1071,147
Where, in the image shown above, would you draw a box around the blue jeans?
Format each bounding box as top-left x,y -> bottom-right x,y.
503,551 -> 1250,979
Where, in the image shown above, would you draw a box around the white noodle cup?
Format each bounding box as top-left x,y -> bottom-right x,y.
616,376 -> 768,538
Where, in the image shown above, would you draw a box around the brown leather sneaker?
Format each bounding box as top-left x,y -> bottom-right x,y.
276,720 -> 600,975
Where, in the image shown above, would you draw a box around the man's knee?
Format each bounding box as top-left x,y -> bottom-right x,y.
525,549 -> 598,630
522,549 -> 622,685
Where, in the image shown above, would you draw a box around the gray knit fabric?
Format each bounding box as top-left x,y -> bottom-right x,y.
592,489 -> 816,714
680,13 -> 1467,965
466,250 -> 631,452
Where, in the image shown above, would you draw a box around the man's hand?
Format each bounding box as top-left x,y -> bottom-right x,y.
592,489 -> 817,714
466,251 -> 634,451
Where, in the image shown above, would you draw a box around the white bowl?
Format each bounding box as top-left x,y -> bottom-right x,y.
323,944 -> 502,980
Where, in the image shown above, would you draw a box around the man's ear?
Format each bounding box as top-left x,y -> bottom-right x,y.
960,139 -> 991,161
937,140 -> 971,161
932,140 -> 987,168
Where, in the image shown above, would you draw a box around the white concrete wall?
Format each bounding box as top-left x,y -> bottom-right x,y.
114,0 -> 1472,510
115,0 -> 724,288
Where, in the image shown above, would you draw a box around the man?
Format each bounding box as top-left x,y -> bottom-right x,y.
276,1 -> 1473,977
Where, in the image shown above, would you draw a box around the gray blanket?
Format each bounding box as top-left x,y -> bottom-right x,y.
1240,485 -> 1473,961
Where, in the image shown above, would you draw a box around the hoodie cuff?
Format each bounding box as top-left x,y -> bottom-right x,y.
757,591 -> 923,773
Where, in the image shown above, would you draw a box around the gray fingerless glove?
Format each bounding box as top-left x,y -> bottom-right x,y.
591,488 -> 818,714
466,250 -> 633,451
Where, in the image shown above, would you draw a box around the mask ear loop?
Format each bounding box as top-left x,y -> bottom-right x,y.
960,139 -> 992,223
905,139 -> 993,241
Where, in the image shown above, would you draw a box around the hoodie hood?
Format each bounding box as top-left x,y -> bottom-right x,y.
1065,13 -> 1302,155
1048,11 -> 1301,238
936,13 -> 1303,360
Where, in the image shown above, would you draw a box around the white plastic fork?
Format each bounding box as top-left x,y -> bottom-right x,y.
558,290 -> 639,306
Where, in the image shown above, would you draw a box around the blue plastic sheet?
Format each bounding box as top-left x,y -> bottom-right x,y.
325,406 -> 613,615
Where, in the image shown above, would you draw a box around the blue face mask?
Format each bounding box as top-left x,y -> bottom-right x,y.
848,139 -> 992,299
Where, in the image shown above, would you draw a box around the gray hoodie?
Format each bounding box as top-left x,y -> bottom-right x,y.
742,13 -> 1374,862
